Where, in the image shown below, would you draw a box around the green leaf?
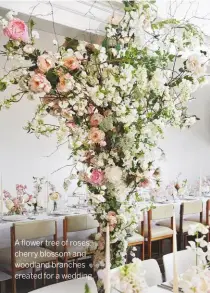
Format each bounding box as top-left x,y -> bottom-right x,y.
28,19 -> 35,32
46,69 -> 59,88
0,81 -> 7,91
63,38 -> 79,50
84,284 -> 91,293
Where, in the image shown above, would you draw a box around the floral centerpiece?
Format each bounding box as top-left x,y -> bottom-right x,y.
166,174 -> 188,200
0,0 -> 209,277
32,176 -> 45,214
48,181 -> 60,212
3,184 -> 35,215
179,223 -> 210,293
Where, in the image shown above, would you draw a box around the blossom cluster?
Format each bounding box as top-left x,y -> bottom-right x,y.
0,0 -> 209,269
179,223 -> 210,293
98,258 -> 148,293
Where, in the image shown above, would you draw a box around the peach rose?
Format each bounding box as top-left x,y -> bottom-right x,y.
57,73 -> 74,93
63,56 -> 80,70
90,113 -> 103,127
3,18 -> 28,42
37,54 -> 54,73
89,169 -> 105,186
29,73 -> 51,93
88,127 -> 105,144
107,211 -> 117,231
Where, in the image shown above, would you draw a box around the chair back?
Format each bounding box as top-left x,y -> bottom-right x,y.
65,214 -> 99,232
151,204 -> 174,220
142,259 -> 162,287
28,277 -> 97,293
13,219 -> 57,240
163,249 -> 196,281
182,200 -> 202,215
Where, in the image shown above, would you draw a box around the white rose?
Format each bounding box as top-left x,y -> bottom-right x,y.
49,192 -> 60,201
186,54 -> 206,76
23,45 -> 35,54
5,199 -> 14,210
105,165 -> 123,184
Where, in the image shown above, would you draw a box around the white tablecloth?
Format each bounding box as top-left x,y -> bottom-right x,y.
0,197 -> 209,248
0,209 -> 91,249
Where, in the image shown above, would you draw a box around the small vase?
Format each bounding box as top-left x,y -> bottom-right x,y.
53,201 -> 57,212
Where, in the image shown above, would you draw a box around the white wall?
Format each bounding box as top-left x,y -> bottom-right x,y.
0,30 -> 74,198
160,84 -> 210,184
0,28 -> 209,198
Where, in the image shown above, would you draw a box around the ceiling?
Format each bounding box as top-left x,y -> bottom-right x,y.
0,0 -> 210,36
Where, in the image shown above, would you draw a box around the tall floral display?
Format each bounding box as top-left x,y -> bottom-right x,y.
0,1 -> 209,270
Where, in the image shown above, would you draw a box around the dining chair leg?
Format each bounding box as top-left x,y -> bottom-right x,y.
64,259 -> 68,277
141,243 -> 144,260
32,267 -> 36,289
42,265 -> 46,286
55,259 -> 58,283
170,237 -> 173,253
1,280 -> 6,293
11,271 -> 16,293
148,239 -> 152,259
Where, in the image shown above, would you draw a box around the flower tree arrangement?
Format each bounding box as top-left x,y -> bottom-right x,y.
0,0 -> 209,272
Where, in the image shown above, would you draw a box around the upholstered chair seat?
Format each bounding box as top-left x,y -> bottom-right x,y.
157,219 -> 198,233
144,225 -> 173,238
127,232 -> 144,244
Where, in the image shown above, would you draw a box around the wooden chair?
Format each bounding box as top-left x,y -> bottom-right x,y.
179,200 -> 203,249
158,200 -> 203,250
146,204 -> 174,259
127,212 -> 144,260
62,214 -> 99,276
0,219 -> 58,293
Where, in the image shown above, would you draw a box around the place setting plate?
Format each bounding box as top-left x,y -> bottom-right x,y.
2,215 -> 28,222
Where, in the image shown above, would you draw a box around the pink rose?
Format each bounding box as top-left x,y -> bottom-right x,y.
90,113 -> 103,127
88,127 -> 105,144
100,141 -> 107,147
89,169 -> 105,186
139,178 -> 150,188
63,56 -> 80,70
66,121 -> 76,129
37,54 -> 54,73
29,73 -> 51,93
13,198 -> 20,207
3,190 -> 11,198
88,104 -> 95,115
3,18 -> 28,42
